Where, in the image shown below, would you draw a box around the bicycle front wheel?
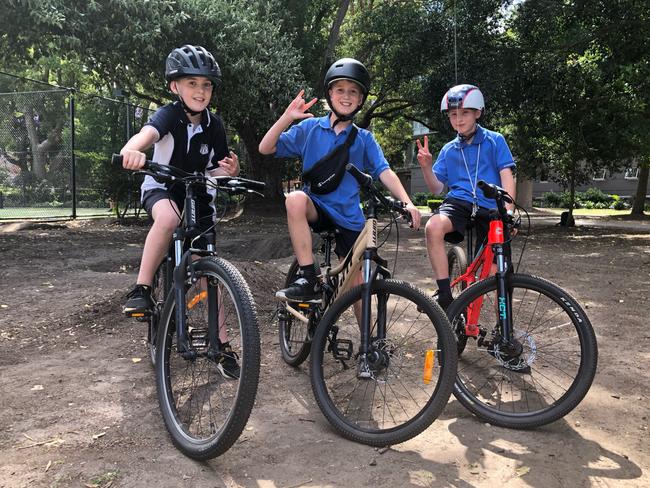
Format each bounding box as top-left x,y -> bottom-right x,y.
447,273 -> 597,429
310,279 -> 457,446
156,257 -> 260,460
147,260 -> 168,366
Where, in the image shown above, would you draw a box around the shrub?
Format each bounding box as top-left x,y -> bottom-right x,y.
612,199 -> 630,210
583,187 -> 613,205
411,192 -> 433,206
427,199 -> 443,211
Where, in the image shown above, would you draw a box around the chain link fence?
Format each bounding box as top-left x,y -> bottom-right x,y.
0,71 -> 154,220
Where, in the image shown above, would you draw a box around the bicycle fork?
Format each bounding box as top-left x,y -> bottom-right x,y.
357,250 -> 390,378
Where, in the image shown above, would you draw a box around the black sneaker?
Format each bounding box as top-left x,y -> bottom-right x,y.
123,284 -> 154,316
276,276 -> 321,302
216,344 -> 240,379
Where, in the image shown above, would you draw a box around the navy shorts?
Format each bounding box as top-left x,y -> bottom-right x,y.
142,188 -> 215,237
436,197 -> 491,249
309,200 -> 360,258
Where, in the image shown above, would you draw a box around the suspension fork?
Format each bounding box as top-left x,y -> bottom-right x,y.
172,233 -> 193,357
494,242 -> 513,343
204,235 -> 222,357
359,249 -> 374,355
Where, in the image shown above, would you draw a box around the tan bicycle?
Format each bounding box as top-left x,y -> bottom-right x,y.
277,164 -> 457,446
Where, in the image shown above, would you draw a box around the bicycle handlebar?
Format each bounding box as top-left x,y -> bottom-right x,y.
345,163 -> 412,223
477,180 -> 513,204
111,154 -> 266,194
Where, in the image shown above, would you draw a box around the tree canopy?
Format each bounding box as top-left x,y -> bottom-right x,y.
0,0 -> 648,212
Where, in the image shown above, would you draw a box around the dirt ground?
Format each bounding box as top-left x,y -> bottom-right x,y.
0,209 -> 649,488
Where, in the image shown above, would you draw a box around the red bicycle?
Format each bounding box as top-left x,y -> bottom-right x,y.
445,180 -> 598,428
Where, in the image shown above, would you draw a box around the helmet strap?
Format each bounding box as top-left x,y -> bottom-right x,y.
178,95 -> 203,116
170,79 -> 205,117
457,123 -> 478,142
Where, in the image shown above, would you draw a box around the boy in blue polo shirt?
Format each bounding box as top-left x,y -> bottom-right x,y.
416,84 -> 516,309
259,58 -> 421,302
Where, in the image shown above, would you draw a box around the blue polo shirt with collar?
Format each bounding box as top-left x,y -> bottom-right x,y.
433,124 -> 515,210
275,115 -> 390,231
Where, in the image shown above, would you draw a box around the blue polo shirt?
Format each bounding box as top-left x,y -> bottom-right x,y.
433,125 -> 515,209
275,115 -> 390,231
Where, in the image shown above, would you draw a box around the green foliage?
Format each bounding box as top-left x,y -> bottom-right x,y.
411,191 -> 434,206
541,189 -> 630,210
427,198 -> 443,211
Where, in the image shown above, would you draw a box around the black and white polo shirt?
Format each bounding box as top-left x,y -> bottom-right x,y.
140,101 -> 229,198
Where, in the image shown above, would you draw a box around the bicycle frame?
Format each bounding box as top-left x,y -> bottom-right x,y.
451,202 -> 514,343
283,190 -> 394,356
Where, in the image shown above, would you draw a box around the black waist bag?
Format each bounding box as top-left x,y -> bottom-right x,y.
302,126 -> 358,195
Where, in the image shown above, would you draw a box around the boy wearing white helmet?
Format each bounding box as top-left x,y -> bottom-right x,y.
416,84 -> 516,309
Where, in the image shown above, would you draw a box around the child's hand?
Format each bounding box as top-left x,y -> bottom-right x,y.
405,202 -> 421,231
283,90 -> 318,121
217,151 -> 240,176
120,149 -> 146,170
416,136 -> 432,169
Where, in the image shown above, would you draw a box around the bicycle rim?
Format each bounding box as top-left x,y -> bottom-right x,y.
310,279 -> 457,446
156,257 -> 260,459
447,273 -> 597,428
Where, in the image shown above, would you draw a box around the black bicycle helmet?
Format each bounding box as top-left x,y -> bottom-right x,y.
324,58 -> 371,125
165,45 -> 221,85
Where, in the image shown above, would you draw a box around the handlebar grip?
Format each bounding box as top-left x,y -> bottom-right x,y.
477,179 -> 498,199
478,179 -> 514,204
111,153 -> 123,168
346,164 -> 373,188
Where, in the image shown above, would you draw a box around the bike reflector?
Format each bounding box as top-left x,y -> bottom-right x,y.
423,349 -> 435,384
187,290 -> 208,309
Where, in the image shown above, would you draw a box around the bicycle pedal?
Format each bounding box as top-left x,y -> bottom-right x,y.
332,339 -> 353,360
125,310 -> 152,319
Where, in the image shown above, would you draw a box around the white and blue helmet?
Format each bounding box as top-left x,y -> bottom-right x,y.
441,84 -> 485,112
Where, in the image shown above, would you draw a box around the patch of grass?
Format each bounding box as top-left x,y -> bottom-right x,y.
86,469 -> 121,487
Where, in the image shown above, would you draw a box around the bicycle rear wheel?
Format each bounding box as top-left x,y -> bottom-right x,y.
277,259 -> 316,366
447,273 -> 597,429
447,245 -> 468,355
156,257 -> 260,459
310,279 -> 457,446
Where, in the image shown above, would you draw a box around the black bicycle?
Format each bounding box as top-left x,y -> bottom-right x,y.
277,164 -> 458,446
112,154 -> 264,459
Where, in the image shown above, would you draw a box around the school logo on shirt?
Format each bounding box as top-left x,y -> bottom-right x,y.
200,144 -> 209,155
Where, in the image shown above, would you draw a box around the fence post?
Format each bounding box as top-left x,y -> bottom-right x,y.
70,89 -> 77,219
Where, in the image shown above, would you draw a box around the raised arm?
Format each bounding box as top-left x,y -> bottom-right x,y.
258,90 -> 317,155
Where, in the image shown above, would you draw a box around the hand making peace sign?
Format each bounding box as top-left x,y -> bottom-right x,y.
416,135 -> 433,170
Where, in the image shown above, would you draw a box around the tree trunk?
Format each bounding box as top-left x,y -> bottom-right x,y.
315,0 -> 352,99
515,176 -> 533,208
236,124 -> 286,209
631,162 -> 648,216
